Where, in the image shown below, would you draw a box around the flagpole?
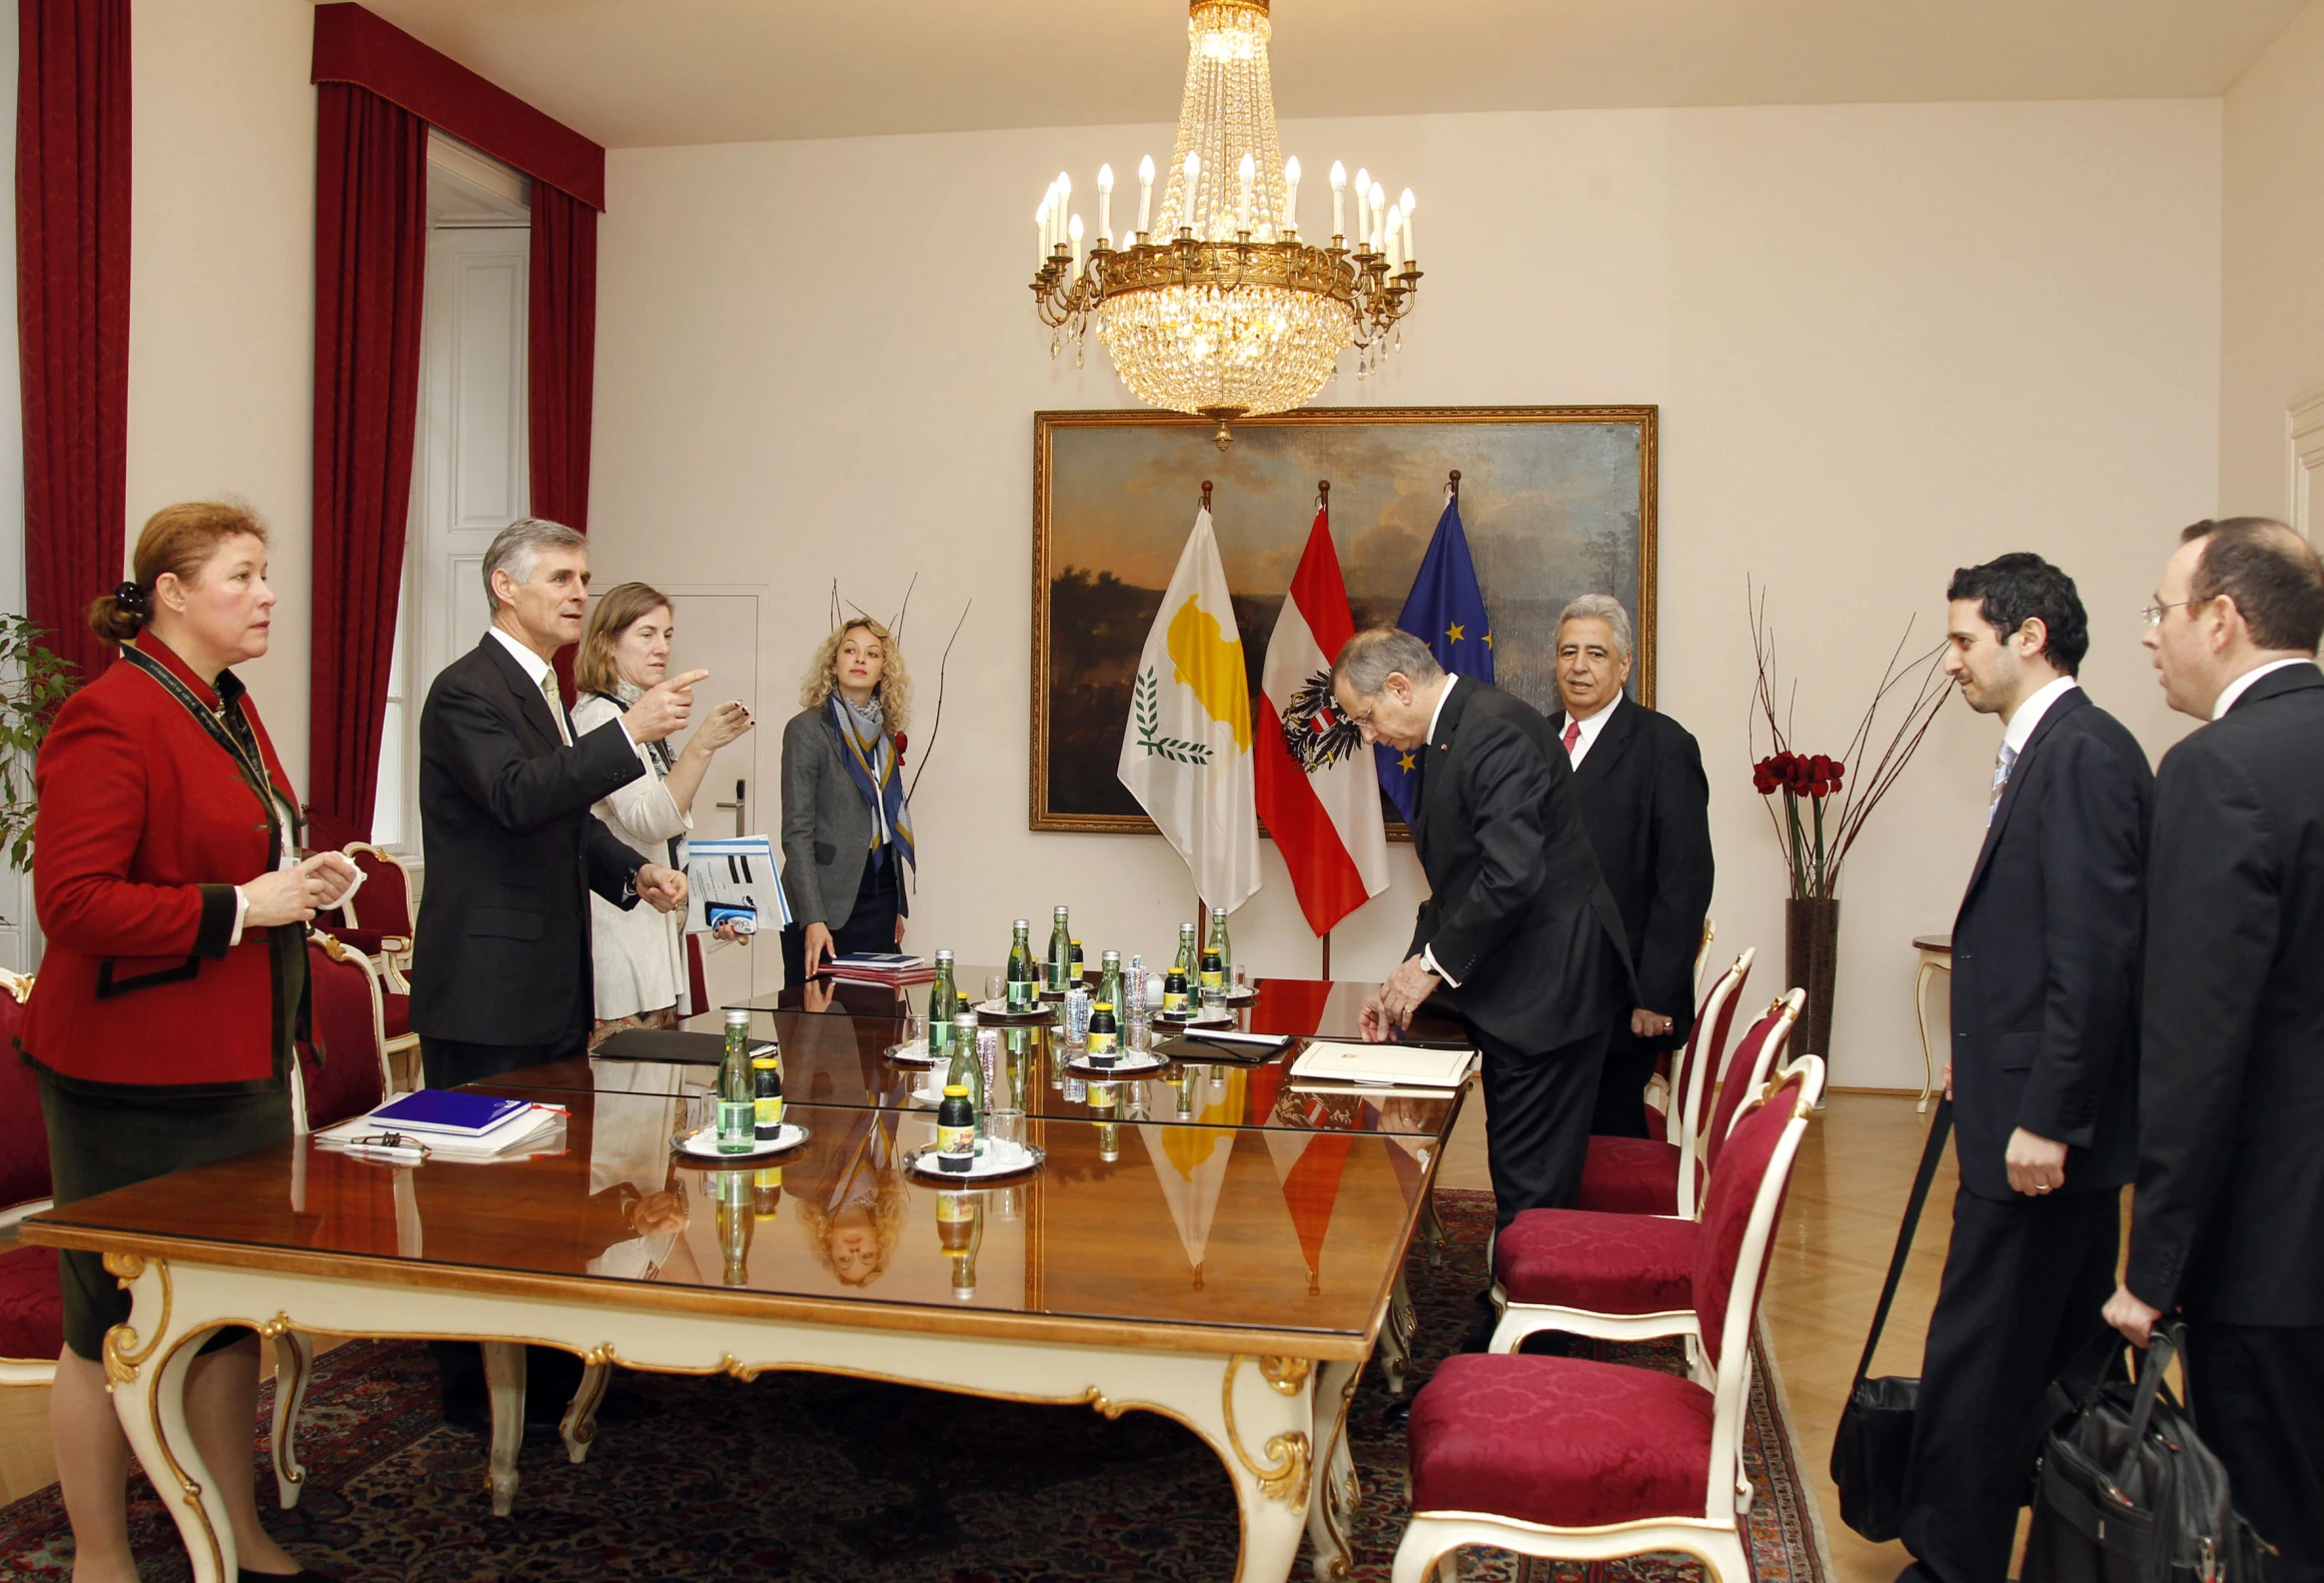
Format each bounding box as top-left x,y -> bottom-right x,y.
1321,929 -> 1332,979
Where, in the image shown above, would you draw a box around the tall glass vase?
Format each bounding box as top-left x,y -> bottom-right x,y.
1784,895 -> 1839,1060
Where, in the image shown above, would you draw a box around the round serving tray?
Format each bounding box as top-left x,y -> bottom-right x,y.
670,1122 -> 810,1163
972,997 -> 1058,1025
904,1138 -> 1045,1182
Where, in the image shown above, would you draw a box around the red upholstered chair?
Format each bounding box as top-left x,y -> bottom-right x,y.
1393,1057 -> 1824,1583
294,932 -> 394,1132
0,970 -> 64,1386
1575,955 -> 1770,1220
1488,1053 -> 1827,1364
1644,920 -> 1722,1134
335,843 -> 419,1084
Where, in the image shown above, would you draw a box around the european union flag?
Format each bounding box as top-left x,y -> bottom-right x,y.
1376,490 -> 1494,822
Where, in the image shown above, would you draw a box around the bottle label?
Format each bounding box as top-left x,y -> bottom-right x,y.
936,1190 -> 975,1224
754,1094 -> 784,1137
716,1099 -> 755,1152
936,1122 -> 976,1169
928,1016 -> 955,1053
1087,1028 -> 1117,1059
1163,988 -> 1187,1012
1007,975 -> 1033,1011
1201,968 -> 1224,991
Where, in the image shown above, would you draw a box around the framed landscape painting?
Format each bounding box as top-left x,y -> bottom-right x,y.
1030,405 -> 1659,834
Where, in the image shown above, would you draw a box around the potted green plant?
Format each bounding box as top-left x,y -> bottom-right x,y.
0,616 -> 81,871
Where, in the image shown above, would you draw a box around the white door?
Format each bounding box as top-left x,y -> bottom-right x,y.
397,223 -> 530,858
660,589 -> 767,1005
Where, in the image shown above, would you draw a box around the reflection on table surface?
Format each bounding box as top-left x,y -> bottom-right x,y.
520,1009 -> 1456,1136
746,972 -> 1461,1045
36,1093 -> 1432,1336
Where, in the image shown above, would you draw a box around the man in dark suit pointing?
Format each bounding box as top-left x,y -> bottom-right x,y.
1331,627 -> 1632,1228
2107,519 -> 2324,1583
1546,595 -> 1715,1137
413,517 -> 697,1087
1898,554 -> 2151,1583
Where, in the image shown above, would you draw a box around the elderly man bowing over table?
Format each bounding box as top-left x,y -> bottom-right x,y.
1331,628 -> 1633,1231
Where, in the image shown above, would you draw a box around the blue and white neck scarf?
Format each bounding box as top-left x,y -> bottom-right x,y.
831,694 -> 914,871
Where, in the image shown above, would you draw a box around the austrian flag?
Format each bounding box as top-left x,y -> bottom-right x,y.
1254,500 -> 1391,934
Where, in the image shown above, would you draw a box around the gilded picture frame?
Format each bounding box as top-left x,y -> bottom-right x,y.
1030,404 -> 1660,835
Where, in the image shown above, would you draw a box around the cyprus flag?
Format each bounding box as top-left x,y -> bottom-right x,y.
1117,504 -> 1263,913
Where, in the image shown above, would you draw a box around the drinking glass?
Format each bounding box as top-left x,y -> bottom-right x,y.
984,973 -> 1005,1007
1232,964 -> 1251,996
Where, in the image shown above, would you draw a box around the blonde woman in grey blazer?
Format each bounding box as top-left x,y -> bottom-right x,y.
781,617 -> 914,985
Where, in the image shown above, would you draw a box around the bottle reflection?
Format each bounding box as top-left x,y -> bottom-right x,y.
1096,1120 -> 1121,1163
935,1184 -> 982,1301
713,1168 -> 754,1287
752,1166 -> 783,1222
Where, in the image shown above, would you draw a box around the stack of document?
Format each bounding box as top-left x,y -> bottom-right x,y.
1288,1039 -> 1479,1089
314,1089 -> 567,1160
822,952 -> 935,985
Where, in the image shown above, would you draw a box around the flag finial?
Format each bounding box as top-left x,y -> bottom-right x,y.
1447,468 -> 1461,501
1317,479 -> 1330,506
1201,479 -> 1214,511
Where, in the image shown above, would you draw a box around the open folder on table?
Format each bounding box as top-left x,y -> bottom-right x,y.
1288,1038 -> 1479,1088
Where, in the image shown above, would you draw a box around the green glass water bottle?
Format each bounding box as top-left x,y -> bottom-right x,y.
717,1007 -> 755,1153
927,949 -> 959,1057
1006,919 -> 1037,1011
1047,905 -> 1073,992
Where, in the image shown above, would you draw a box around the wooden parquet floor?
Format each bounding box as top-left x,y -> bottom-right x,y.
0,1091 -> 1949,1583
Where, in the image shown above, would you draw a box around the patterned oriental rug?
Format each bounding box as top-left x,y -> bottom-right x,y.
0,1190 -> 1831,1582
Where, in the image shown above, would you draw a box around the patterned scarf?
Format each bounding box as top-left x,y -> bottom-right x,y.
830,694 -> 914,871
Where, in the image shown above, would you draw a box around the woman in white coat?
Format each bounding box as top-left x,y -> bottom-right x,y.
573,581 -> 753,1044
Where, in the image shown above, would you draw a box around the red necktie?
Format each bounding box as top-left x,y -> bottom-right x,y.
1562,720 -> 1582,761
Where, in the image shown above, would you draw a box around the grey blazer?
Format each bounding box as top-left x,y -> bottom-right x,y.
779,707 -> 908,929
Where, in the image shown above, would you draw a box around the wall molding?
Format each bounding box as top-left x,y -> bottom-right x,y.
2287,384 -> 2324,539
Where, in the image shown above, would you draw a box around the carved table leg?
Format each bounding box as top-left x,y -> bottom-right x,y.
1379,1267 -> 1417,1395
561,1361 -> 611,1464
481,1341 -> 527,1516
1420,1191 -> 1446,1268
1304,1357 -> 1364,1580
1213,1354 -> 1317,1583
268,1328 -> 315,1508
1913,957 -> 1942,1114
103,1257 -> 235,1582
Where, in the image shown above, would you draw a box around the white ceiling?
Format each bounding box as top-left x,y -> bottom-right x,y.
348,0 -> 2310,150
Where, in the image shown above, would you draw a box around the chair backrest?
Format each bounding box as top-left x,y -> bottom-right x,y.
1692,917 -> 1717,1001
0,973 -> 49,1214
296,933 -> 391,1132
342,842 -> 415,936
1668,946 -> 1754,1148
1704,988 -> 1805,1171
1690,1054 -> 1823,1518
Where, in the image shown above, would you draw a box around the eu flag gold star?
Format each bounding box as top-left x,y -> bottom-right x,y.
1397,751 -> 1418,773
1446,622 -> 1466,643
1483,631 -> 1494,648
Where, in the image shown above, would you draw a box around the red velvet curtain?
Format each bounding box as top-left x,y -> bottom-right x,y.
15,0 -> 130,688
531,181 -> 597,700
306,83 -> 428,850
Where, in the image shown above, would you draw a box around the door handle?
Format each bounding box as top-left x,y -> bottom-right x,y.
713,779 -> 745,839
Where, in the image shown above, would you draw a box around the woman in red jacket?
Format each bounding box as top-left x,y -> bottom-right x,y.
23,501 -> 355,1583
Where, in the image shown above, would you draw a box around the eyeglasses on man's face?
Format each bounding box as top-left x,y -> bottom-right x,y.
2141,597 -> 2205,629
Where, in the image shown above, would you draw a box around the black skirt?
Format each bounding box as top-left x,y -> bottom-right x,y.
780,850 -> 902,987
36,1072 -> 292,1361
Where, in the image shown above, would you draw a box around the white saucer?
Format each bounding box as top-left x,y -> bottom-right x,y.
1065,1050 -> 1171,1077
1153,1007 -> 1236,1027
904,1137 -> 1045,1180
973,997 -> 1056,1023
672,1122 -> 809,1161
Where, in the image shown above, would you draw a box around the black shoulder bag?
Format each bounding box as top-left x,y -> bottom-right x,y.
1828,1095 -> 1950,1542
2022,1323 -> 2273,1583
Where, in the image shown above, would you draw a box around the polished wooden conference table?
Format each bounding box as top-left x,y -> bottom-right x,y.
22,974 -> 1469,1583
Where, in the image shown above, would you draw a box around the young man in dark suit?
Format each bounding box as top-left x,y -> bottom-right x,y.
1330,628 -> 1632,1229
1899,554 -> 2152,1583
1546,595 -> 1715,1138
2107,519 -> 2324,1583
412,518 -> 698,1089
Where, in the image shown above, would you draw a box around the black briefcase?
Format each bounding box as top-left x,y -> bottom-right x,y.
2022,1324 -> 2273,1583
1828,1097 -> 1950,1542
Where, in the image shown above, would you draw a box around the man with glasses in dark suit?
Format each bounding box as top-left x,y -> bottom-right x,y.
2107,519 -> 2324,1583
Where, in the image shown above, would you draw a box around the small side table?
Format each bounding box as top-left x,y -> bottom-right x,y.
1911,933 -> 1951,1113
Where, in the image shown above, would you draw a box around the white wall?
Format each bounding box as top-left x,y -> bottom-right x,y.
588,98 -> 2222,1089
125,0 -> 318,790
2221,0 -> 2324,517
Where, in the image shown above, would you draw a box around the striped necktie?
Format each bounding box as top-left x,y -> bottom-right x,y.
541,672 -> 573,747
1985,742 -> 2016,825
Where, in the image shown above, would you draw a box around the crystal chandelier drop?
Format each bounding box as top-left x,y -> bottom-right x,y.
1028,0 -> 1423,449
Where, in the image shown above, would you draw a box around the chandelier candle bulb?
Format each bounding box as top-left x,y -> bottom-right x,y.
1370,181 -> 1387,252
1384,204 -> 1402,271
1068,212 -> 1084,275
1283,155 -> 1300,235
1330,160 -> 1347,238
1401,187 -> 1417,258
1138,154 -> 1154,236
1355,167 -> 1371,245
1097,163 -> 1113,240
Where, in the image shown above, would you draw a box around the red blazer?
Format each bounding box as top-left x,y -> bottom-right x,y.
22,637 -> 299,1088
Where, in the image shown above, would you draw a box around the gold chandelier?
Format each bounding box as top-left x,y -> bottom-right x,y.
1029,0 -> 1423,449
